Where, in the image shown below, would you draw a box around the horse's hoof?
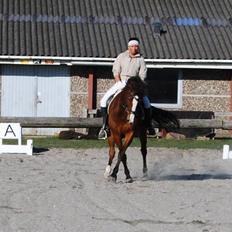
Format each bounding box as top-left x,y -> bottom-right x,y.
142,172 -> 148,180
125,177 -> 133,183
143,172 -> 148,178
108,175 -> 117,183
104,172 -> 109,178
143,168 -> 148,177
104,165 -> 111,178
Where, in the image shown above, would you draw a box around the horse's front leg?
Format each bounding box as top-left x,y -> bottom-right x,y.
121,153 -> 133,183
111,131 -> 134,182
104,134 -> 115,178
110,151 -> 122,182
109,134 -> 124,182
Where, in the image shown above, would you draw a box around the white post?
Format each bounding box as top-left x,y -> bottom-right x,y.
26,139 -> 33,156
223,144 -> 229,160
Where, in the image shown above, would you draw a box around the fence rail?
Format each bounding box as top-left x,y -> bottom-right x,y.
0,117 -> 102,128
0,117 -> 232,129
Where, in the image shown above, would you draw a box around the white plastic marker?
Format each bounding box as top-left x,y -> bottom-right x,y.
229,151 -> 232,159
223,144 -> 229,159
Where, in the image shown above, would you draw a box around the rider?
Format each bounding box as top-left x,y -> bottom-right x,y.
98,37 -> 155,139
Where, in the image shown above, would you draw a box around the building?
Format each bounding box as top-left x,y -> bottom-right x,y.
0,0 -> 232,134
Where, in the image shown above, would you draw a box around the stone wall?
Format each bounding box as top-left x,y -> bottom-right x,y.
70,75 -> 88,117
181,69 -> 232,137
182,69 -> 231,112
70,66 -> 114,117
70,67 -> 232,117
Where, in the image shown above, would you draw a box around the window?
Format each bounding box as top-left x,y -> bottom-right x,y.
146,69 -> 182,108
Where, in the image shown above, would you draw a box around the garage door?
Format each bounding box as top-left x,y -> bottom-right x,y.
1,65 -> 70,135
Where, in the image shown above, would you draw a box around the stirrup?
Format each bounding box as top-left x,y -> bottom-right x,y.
98,128 -> 108,140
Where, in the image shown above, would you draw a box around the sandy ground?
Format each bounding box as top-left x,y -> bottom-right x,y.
0,146 -> 232,232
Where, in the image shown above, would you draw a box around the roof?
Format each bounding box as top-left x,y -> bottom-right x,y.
0,0 -> 232,61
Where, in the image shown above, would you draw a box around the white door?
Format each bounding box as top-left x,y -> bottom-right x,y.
1,66 -> 37,117
1,65 -> 70,135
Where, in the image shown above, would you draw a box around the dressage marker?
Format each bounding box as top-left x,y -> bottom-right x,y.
222,144 -> 232,160
0,123 -> 33,156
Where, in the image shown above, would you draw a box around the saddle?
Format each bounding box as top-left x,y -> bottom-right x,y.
106,89 -> 122,113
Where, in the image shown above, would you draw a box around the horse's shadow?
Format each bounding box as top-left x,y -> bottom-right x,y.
148,159 -> 232,181
152,173 -> 232,181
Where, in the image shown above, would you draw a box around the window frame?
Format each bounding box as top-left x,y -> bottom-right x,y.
149,69 -> 183,109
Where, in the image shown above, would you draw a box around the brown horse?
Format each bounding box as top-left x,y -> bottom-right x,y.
104,77 -> 179,182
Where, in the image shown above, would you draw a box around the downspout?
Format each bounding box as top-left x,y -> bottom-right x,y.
87,72 -> 96,110
230,71 -> 232,135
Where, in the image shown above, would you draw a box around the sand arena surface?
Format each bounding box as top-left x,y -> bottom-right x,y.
0,147 -> 232,232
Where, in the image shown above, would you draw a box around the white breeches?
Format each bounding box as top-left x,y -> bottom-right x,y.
100,80 -> 151,109
100,81 -> 126,107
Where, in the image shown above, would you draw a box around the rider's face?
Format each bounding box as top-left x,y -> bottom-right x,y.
128,45 -> 140,56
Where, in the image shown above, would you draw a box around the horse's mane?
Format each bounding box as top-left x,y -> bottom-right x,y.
123,77 -> 146,97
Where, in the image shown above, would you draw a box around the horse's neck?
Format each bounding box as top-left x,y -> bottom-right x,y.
112,90 -> 134,114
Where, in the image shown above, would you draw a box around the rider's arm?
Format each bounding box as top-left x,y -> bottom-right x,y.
139,57 -> 147,80
112,54 -> 122,82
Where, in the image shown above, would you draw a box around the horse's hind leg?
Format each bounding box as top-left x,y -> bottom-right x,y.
139,129 -> 148,177
104,134 -> 115,178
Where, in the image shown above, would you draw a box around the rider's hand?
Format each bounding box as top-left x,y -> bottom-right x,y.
114,75 -> 121,82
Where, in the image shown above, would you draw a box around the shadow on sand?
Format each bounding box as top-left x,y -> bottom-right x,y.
151,173 -> 232,181
33,147 -> 49,155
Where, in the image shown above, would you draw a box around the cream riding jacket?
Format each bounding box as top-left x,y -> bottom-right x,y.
100,50 -> 150,108
112,50 -> 147,81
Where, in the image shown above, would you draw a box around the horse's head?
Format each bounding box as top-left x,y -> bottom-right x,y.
124,76 -> 146,97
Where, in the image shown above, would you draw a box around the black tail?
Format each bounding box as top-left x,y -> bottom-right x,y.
151,106 -> 180,131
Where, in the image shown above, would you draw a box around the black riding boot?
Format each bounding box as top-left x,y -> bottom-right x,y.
98,107 -> 108,139
145,108 -> 156,135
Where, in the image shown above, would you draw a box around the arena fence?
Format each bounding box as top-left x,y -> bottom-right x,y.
0,117 -> 232,129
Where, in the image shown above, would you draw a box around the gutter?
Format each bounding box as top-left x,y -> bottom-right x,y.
146,59 -> 232,69
0,56 -> 232,69
0,55 -> 115,61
